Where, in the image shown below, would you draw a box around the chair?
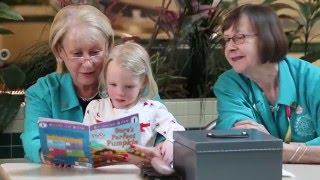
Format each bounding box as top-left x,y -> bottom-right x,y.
203,119 -> 217,130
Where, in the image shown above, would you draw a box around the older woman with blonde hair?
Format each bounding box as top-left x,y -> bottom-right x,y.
21,5 -> 174,174
21,4 -> 114,163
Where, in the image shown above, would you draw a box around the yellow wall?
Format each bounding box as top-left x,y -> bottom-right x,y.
1,2 -> 320,64
0,22 -> 50,62
0,5 -> 54,63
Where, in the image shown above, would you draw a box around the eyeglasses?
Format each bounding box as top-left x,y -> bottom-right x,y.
62,48 -> 105,64
222,33 -> 256,47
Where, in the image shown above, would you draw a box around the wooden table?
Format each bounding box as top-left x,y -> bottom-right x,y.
0,162 -> 143,180
282,164 -> 320,180
1,161 -> 319,180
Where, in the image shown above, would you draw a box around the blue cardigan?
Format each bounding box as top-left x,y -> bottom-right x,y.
21,73 -> 84,162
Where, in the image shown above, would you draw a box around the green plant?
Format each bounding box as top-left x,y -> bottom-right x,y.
0,3 -> 56,132
0,42 -> 56,133
148,0 -> 227,98
150,52 -> 188,98
0,2 -> 23,34
263,0 -> 320,62
0,2 -> 24,132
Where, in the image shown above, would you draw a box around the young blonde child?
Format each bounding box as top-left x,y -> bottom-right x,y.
83,41 -> 185,165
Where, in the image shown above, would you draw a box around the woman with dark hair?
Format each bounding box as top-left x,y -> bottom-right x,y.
214,4 -> 320,163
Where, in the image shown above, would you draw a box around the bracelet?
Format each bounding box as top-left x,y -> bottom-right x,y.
297,146 -> 308,162
289,145 -> 301,162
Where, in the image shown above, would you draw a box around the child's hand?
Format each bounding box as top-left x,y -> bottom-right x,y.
155,140 -> 173,165
127,144 -> 161,167
151,156 -> 175,175
130,144 -> 174,175
93,150 -> 129,167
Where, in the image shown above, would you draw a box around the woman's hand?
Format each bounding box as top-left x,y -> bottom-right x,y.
233,120 -> 270,134
155,140 -> 173,165
282,142 -> 301,163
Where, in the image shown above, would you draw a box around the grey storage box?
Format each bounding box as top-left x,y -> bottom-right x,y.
173,129 -> 283,180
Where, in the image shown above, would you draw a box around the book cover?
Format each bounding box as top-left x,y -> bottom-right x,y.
38,114 -> 141,168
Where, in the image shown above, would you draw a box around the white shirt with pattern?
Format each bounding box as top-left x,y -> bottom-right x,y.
83,98 -> 185,146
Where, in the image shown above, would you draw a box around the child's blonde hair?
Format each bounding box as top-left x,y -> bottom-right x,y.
100,42 -> 158,99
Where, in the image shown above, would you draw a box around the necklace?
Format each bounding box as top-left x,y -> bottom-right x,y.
79,92 -> 99,102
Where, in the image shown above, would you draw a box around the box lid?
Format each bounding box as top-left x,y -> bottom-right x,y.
174,129 -> 282,152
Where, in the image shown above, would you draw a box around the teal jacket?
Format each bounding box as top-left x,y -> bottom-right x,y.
214,56 -> 320,145
21,73 -> 84,163
21,72 -> 162,163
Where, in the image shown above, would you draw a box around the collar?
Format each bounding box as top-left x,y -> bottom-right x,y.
276,58 -> 297,106
248,58 -> 297,107
59,73 -> 80,111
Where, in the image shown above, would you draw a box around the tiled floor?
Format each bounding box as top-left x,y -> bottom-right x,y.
0,133 -> 24,159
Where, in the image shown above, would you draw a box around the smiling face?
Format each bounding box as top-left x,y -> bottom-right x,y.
106,60 -> 145,109
60,24 -> 107,89
223,15 -> 261,75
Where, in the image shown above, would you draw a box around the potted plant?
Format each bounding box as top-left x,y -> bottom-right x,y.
0,2 -> 56,132
263,0 -> 320,62
0,2 -> 24,133
145,0 -> 229,98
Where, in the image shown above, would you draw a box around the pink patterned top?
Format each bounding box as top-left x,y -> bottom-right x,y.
83,98 -> 185,146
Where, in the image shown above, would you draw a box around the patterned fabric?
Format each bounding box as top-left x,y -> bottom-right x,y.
83,98 -> 185,146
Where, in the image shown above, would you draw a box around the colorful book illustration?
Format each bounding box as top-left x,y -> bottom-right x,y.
38,114 -> 141,168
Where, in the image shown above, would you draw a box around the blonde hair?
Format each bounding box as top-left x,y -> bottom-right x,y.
49,4 -> 114,73
100,42 -> 158,99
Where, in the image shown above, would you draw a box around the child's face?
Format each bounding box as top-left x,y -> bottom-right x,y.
106,61 -> 145,109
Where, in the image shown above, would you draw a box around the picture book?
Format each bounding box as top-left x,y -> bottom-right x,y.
38,114 -> 141,168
